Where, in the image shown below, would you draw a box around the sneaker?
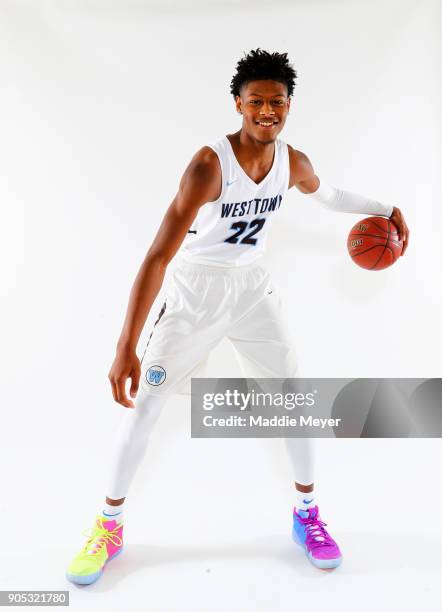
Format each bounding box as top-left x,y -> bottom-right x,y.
66,516 -> 123,585
292,505 -> 342,569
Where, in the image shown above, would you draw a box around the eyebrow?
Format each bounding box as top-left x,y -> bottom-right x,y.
248,93 -> 286,98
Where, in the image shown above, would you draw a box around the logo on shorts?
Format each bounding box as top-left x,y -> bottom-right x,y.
146,365 -> 166,386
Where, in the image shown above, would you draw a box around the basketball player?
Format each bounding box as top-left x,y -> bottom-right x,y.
66,49 -> 409,584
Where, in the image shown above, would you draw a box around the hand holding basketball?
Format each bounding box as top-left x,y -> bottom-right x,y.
389,206 -> 409,255
347,212 -> 408,270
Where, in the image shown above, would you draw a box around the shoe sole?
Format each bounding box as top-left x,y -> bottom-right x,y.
66,547 -> 123,585
292,528 -> 342,570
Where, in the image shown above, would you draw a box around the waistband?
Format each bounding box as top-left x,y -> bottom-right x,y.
174,255 -> 267,276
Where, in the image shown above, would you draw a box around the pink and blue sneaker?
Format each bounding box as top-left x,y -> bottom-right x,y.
292,505 -> 342,569
66,515 -> 123,585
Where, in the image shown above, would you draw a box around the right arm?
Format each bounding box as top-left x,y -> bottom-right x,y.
108,146 -> 221,407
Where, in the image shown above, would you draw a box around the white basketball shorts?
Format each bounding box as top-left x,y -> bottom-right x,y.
140,258 -> 298,396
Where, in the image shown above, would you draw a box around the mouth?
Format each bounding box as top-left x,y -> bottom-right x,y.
255,120 -> 279,129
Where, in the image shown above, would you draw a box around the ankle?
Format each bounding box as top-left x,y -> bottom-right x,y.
102,498 -> 125,521
294,487 -> 316,511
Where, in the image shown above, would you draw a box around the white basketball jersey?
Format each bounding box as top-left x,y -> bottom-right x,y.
177,135 -> 290,267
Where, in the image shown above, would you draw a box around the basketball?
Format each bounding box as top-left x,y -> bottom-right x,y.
347,216 -> 403,270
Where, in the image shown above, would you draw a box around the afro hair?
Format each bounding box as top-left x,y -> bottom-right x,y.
230,48 -> 297,98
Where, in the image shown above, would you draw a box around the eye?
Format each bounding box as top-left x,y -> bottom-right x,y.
249,100 -> 262,105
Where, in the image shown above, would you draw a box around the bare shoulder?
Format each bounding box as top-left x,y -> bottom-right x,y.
287,145 -> 314,176
287,144 -> 317,191
179,146 -> 221,203
190,145 -> 219,168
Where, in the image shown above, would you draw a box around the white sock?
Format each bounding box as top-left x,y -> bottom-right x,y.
102,501 -> 124,523
294,488 -> 315,511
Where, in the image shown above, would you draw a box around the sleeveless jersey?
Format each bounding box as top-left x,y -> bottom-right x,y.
177,135 -> 290,267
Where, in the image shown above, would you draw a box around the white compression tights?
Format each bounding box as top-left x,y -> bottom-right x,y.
106,390 -> 165,500
106,390 -> 315,500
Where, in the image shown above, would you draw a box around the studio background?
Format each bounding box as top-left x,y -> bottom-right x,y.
1,1 -> 441,610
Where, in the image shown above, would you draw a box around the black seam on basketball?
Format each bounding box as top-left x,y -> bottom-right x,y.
349,233 -> 401,245
370,220 -> 390,269
367,218 -> 394,235
386,244 -> 398,262
351,244 -> 386,257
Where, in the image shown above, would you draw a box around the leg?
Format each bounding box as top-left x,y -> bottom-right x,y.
227,279 -> 316,494
67,263 -> 231,585
66,390 -> 165,585
285,437 -> 315,498
226,275 -> 341,569
105,390 -> 166,502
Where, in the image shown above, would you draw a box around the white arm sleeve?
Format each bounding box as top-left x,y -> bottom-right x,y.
305,180 -> 393,218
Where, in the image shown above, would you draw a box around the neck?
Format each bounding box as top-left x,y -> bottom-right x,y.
233,128 -> 276,162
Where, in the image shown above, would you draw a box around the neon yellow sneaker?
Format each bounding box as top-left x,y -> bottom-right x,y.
66,515 -> 123,585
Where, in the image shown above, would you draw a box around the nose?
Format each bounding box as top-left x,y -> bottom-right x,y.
259,101 -> 275,115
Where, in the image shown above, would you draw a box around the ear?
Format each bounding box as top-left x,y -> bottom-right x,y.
287,97 -> 291,112
235,95 -> 242,114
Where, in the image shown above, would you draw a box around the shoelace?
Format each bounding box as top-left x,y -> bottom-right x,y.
80,518 -> 123,556
296,513 -> 335,550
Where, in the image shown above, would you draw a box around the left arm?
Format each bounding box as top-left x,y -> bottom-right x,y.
287,145 -> 410,255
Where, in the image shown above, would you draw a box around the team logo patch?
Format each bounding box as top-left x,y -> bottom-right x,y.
146,365 -> 166,386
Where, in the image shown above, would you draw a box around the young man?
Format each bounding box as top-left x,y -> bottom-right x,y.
66,49 -> 409,584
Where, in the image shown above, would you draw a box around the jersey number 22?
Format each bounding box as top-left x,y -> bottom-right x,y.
224,218 -> 266,246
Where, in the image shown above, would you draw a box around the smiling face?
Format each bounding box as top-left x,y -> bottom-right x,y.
235,79 -> 291,144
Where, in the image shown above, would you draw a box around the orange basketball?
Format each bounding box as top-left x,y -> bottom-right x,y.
347,216 -> 403,270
